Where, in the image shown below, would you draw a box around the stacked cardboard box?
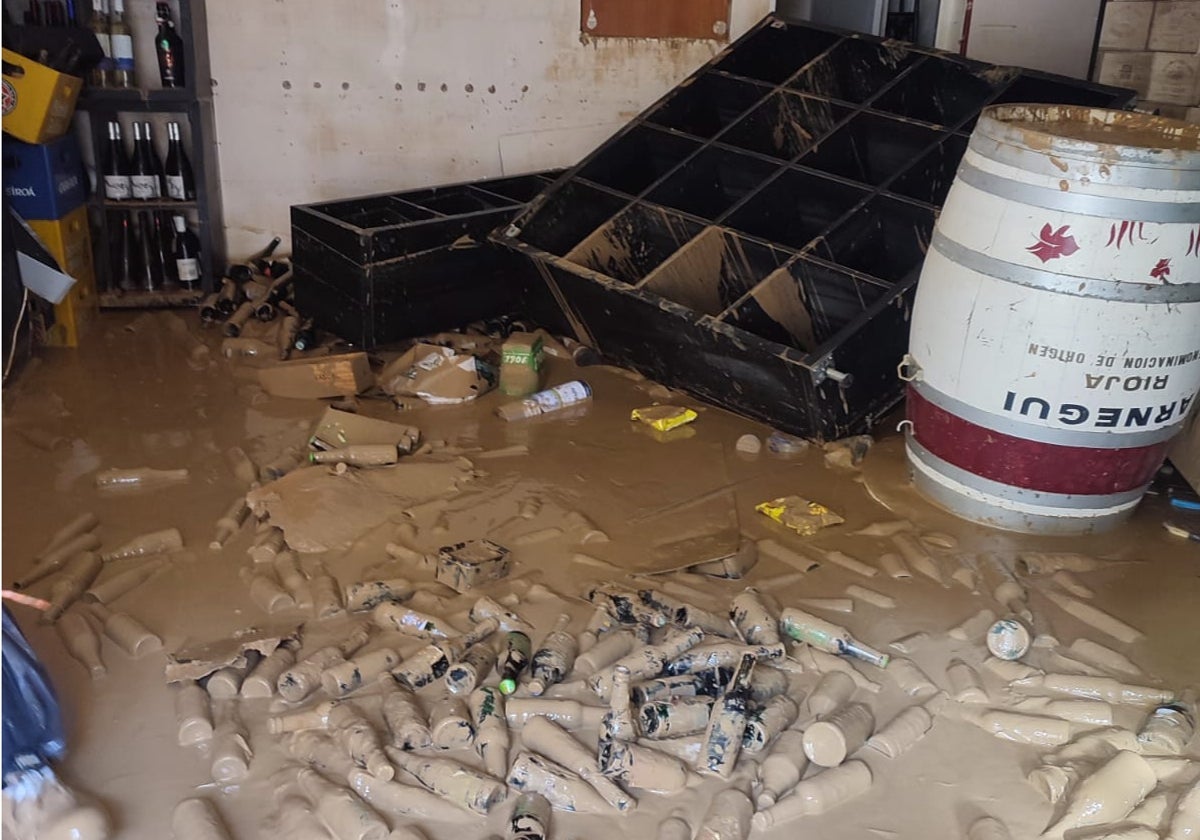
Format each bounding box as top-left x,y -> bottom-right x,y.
1094,0 -> 1200,122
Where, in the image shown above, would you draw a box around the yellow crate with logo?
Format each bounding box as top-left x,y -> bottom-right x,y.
27,205 -> 96,347
1,49 -> 81,145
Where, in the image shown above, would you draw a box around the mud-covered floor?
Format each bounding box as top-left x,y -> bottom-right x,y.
3,311 -> 1198,839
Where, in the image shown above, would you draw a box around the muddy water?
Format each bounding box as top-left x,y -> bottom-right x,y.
2,311 -> 1199,839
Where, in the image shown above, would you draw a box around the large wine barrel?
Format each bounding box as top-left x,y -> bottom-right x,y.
905,105 -> 1200,534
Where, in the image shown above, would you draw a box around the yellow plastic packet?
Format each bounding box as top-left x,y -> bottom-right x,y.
630,405 -> 698,433
755,496 -> 844,536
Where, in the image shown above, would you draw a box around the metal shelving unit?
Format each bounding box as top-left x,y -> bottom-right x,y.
76,0 -> 224,308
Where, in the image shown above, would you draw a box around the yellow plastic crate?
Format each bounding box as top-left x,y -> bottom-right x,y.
1,49 -> 81,145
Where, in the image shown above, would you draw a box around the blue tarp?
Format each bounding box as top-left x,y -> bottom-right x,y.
2,606 -> 66,783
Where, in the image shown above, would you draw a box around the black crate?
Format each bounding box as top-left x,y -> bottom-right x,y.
495,18 -> 1135,442
291,171 -> 560,348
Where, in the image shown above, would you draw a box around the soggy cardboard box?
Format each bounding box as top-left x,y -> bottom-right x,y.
1096,51 -> 1153,96
1,49 -> 82,145
1149,0 -> 1200,52
435,539 -> 511,593
378,343 -> 496,404
28,206 -> 96,347
3,133 -> 86,221
1146,51 -> 1200,104
499,331 -> 545,397
1100,2 -> 1154,50
257,352 -> 373,399
309,407 -> 420,453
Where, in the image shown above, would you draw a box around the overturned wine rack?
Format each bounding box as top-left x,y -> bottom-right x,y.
496,17 -> 1134,441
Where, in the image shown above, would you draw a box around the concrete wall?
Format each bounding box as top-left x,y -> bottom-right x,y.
208,1 -> 773,257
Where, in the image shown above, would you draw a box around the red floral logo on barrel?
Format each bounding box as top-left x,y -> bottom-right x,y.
1027,224 -> 1079,263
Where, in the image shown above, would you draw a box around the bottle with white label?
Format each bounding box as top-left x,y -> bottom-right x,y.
129,123 -> 157,200
102,121 -> 131,200
497,380 -> 592,422
109,0 -> 134,88
173,216 -> 202,289
165,122 -> 195,201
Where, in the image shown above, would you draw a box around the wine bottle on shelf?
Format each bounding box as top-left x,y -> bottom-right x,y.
88,0 -> 112,88
130,123 -> 157,200
164,122 -> 195,201
143,122 -> 166,198
109,0 -> 134,88
102,121 -> 132,201
153,212 -> 177,286
136,211 -> 163,290
173,216 -> 201,290
154,2 -> 185,88
114,212 -> 135,292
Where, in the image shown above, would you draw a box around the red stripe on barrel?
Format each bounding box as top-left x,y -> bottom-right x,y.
907,387 -> 1169,496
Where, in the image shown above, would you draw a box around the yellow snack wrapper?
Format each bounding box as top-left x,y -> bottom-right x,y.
755,496 -> 844,536
630,405 -> 698,433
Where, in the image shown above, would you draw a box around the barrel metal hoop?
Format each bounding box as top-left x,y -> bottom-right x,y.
906,436 -> 1149,510
931,231 -> 1200,305
908,379 -> 1184,449
968,134 -> 1200,192
957,161 -> 1200,223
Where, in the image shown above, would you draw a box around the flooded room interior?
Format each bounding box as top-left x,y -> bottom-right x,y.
2,1 -> 1199,838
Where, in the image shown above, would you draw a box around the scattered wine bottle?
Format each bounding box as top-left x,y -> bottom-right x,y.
214,277 -> 242,315
173,216 -> 201,290
248,237 -> 282,275
293,320 -> 317,352
164,122 -> 195,201
154,2 -> 185,88
129,123 -> 158,201
102,121 -> 131,201
88,0 -> 112,88
108,0 -> 134,88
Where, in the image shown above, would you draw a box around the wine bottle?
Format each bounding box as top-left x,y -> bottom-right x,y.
102,121 -> 131,201
129,123 -> 158,201
164,122 -> 195,201
88,0 -> 111,88
248,237 -> 283,275
153,212 -> 177,286
109,0 -> 134,89
143,122 -> 165,199
135,211 -> 161,290
114,212 -> 135,292
293,320 -> 317,352
154,3 -> 185,88
173,215 -> 201,290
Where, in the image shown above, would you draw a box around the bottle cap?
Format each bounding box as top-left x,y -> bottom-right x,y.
498,677 -> 517,695
986,618 -> 1032,661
